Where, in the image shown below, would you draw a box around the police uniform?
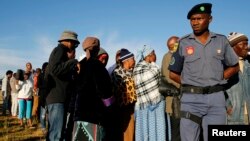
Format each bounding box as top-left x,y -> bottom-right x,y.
168,3 -> 239,141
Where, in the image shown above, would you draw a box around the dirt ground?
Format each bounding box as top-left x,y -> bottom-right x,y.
0,90 -> 46,141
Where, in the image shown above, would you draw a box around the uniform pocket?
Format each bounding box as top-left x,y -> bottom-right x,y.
184,54 -> 201,74
211,55 -> 224,78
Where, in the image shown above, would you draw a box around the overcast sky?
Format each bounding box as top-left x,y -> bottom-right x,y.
1,0 -> 249,78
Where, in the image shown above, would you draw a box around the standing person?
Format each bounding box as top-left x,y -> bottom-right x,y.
133,45 -> 166,141
25,62 -> 35,82
63,48 -> 78,141
38,62 -> 49,134
107,50 -> 121,76
72,37 -> 114,141
1,70 -> 13,116
226,32 -> 250,125
169,3 -> 239,141
97,47 -> 109,67
10,72 -> 19,117
32,68 -> 41,123
16,72 -> 33,127
46,30 -> 80,141
111,48 -> 136,141
161,36 -> 181,141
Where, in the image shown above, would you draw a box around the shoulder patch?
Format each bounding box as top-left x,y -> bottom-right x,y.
186,46 -> 194,55
170,57 -> 175,65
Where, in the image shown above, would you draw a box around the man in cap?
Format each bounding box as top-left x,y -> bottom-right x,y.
72,37 -> 115,140
46,30 -> 80,140
169,3 -> 239,141
225,32 -> 250,125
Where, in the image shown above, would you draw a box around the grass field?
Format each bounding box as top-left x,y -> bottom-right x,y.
0,90 -> 46,141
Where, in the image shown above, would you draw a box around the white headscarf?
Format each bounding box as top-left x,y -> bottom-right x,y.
136,45 -> 154,62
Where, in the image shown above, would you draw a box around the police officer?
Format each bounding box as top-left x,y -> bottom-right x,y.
169,3 -> 239,141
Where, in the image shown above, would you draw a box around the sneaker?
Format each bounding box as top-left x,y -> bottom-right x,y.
29,125 -> 36,129
41,128 -> 47,135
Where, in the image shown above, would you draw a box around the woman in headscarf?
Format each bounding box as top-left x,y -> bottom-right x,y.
133,45 -> 166,141
97,47 -> 109,67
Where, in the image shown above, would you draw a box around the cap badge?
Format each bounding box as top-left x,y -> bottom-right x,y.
186,46 -> 194,55
200,6 -> 205,11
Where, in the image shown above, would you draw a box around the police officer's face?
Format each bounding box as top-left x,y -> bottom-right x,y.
190,14 -> 212,35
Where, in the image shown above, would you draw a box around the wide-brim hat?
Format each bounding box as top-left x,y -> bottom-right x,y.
58,30 -> 80,44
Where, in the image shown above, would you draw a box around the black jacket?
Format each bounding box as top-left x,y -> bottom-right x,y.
73,57 -> 113,125
46,44 -> 78,105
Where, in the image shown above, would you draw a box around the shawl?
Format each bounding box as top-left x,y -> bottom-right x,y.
133,60 -> 161,110
112,66 -> 136,106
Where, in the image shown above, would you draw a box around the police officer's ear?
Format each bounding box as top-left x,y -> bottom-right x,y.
208,15 -> 212,23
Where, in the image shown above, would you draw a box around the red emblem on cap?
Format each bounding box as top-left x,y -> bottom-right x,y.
186,46 -> 194,55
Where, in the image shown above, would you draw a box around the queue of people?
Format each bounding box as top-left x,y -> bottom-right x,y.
1,2 -> 250,141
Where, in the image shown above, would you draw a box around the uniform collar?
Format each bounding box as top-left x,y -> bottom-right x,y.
188,31 -> 217,39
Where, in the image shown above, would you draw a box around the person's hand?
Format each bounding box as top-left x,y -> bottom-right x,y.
226,106 -> 233,115
1,91 -> 6,100
76,63 -> 80,74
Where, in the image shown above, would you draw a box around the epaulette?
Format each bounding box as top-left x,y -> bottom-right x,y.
213,33 -> 224,37
210,32 -> 227,38
179,34 -> 192,41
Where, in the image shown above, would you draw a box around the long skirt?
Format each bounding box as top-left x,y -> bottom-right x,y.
135,100 -> 166,141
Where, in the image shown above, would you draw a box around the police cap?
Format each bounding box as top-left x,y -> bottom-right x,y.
187,3 -> 212,19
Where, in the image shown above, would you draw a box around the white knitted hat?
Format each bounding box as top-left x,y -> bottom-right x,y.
227,32 -> 248,46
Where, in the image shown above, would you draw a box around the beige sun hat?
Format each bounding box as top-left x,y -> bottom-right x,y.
58,30 -> 80,44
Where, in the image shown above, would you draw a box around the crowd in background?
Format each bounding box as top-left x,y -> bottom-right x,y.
1,2 -> 250,141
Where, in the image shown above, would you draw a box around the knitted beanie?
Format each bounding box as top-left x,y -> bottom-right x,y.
119,48 -> 134,62
227,32 -> 248,47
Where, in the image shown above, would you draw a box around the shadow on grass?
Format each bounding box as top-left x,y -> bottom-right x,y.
0,94 -> 46,141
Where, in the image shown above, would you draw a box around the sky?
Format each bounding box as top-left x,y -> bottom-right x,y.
0,0 -> 250,78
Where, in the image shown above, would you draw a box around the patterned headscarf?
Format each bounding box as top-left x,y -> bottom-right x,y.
136,45 -> 154,62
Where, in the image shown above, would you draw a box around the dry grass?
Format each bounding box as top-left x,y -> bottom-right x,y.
0,90 -> 46,141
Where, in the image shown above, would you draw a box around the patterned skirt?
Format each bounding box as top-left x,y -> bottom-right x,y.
72,121 -> 105,141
